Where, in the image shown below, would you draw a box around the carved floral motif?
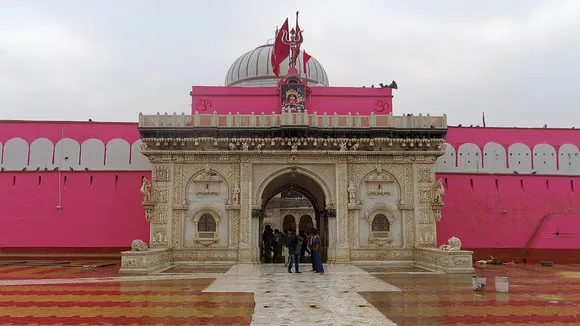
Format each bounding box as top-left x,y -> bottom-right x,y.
417,167 -> 432,183
154,166 -> 169,182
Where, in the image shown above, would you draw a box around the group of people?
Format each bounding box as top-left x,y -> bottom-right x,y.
261,225 -> 325,275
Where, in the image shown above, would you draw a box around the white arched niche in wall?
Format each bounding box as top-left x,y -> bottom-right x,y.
483,142 -> 507,173
435,143 -> 456,172
81,139 -> 106,170
131,140 -> 152,170
189,204 -> 223,247
559,144 -> 580,174
2,138 -> 29,170
29,138 -> 55,170
457,143 -> 482,172
54,138 -> 81,170
533,144 -> 557,174
507,143 -> 532,173
105,139 -> 131,170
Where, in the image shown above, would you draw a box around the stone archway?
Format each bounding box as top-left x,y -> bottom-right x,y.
255,168 -> 331,263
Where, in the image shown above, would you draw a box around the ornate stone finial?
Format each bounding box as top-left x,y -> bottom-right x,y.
439,236 -> 462,251
131,239 -> 149,252
140,177 -> 151,202
434,178 -> 445,203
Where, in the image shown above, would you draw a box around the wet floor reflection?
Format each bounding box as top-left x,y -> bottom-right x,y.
361,264 -> 580,325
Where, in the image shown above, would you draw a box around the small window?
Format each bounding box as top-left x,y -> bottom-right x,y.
197,214 -> 216,232
372,214 -> 390,232
369,213 -> 393,243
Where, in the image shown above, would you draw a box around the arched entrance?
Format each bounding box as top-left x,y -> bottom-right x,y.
255,168 -> 332,263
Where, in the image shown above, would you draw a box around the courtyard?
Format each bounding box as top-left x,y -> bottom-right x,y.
0,261 -> 578,325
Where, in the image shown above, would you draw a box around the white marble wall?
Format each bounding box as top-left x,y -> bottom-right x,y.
436,142 -> 580,175
0,137 -> 151,171
184,177 -> 230,247
357,173 -> 402,247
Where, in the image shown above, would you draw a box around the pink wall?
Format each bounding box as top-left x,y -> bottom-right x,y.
0,120 -> 140,145
0,120 -> 148,250
191,85 -> 393,115
446,126 -> 580,149
0,171 -> 150,248
436,173 -> 580,250
2,120 -> 580,256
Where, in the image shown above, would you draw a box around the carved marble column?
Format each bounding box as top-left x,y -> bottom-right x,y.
150,164 -> 171,249
238,158 -> 252,263
415,164 -> 438,248
401,208 -> 416,248
335,160 -> 350,263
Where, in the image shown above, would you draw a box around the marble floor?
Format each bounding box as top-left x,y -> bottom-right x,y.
0,260 -> 579,325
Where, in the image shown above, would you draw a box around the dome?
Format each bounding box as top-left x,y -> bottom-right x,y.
225,44 -> 329,87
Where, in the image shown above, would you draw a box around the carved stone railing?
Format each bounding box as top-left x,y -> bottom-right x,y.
139,111 -> 447,129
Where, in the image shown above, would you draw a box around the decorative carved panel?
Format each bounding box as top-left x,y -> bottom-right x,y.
154,166 -> 169,182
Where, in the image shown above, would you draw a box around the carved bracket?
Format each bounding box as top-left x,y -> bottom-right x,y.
347,203 -> 362,210
431,202 -> 444,222
225,204 -> 241,210
142,202 -> 155,222
194,238 -> 219,247
172,204 -> 189,210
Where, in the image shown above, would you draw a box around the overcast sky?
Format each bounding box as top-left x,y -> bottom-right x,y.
1,0 -> 579,127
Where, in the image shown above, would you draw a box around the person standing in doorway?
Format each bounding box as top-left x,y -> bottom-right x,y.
283,229 -> 292,266
311,229 -> 324,274
288,233 -> 303,273
262,226 -> 274,263
307,231 -> 316,272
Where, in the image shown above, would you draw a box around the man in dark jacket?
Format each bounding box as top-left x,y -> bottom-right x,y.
288,232 -> 302,273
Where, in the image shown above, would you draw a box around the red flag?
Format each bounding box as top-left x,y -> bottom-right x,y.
271,18 -> 290,78
303,50 -> 312,74
482,112 -> 486,127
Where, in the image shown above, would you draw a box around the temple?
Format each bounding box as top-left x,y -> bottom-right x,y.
2,17 -> 580,274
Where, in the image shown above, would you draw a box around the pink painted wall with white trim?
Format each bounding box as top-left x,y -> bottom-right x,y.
190,86 -> 393,115
1,120 -> 580,253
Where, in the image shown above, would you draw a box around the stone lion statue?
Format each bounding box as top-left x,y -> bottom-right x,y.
439,236 -> 462,251
131,239 -> 149,252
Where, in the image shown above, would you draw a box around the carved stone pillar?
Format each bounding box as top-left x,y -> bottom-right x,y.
334,160 -> 350,263
170,208 -> 187,248
150,164 -> 171,249
401,207 -> 416,248
415,164 -> 438,248
238,159 -> 252,263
